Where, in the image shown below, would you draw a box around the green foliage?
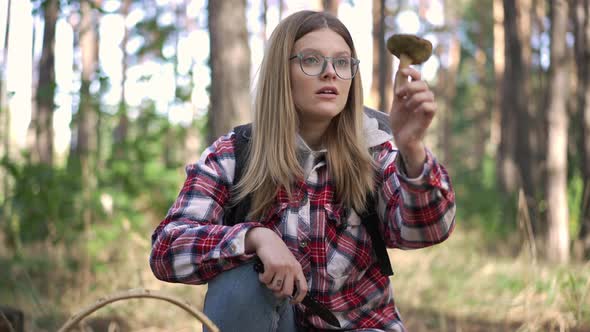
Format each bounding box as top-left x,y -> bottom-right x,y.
494,273 -> 526,293
559,270 -> 590,322
0,106 -> 193,329
568,172 -> 584,237
444,0 -> 524,241
103,105 -> 185,215
0,157 -> 83,246
453,154 -> 518,239
0,104 -> 189,266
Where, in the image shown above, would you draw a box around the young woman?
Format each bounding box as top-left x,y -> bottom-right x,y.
150,10 -> 455,332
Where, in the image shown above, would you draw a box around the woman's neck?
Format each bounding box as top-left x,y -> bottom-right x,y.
298,119 -> 330,150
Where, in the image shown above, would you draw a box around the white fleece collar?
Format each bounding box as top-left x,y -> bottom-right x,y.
295,107 -> 395,174
362,110 -> 394,148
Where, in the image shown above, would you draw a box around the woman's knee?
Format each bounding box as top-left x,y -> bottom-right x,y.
203,261 -> 292,331
205,261 -> 280,309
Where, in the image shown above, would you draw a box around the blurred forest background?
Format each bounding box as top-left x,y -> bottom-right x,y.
0,0 -> 589,331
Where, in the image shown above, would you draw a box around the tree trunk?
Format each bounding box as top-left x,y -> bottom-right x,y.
321,0 -> 339,16
1,0 -> 11,242
473,25 -> 492,169
279,0 -> 285,20
434,37 -> 460,168
369,0 -> 392,113
545,0 -> 570,263
572,0 -> 590,258
31,0 -> 59,165
1,1 -> 10,141
183,0 -> 202,165
497,0 -> 521,194
501,0 -> 540,232
516,0 -> 544,231
369,0 -> 380,110
492,0 -> 504,157
437,1 -> 461,168
113,0 -> 132,161
26,12 -> 39,162
164,0 -> 185,168
0,0 -> 11,161
76,0 -> 100,289
532,0 -> 549,191
260,0 -> 268,45
77,0 -> 99,171
207,0 -> 251,144
513,0 -> 537,208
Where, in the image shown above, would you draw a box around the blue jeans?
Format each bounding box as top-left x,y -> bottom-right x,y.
203,261 -> 298,332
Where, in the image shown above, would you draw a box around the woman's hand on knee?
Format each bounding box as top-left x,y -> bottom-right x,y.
245,227 -> 308,303
261,258 -> 307,304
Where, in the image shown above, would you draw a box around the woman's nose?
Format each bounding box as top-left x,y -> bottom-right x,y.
321,61 -> 337,79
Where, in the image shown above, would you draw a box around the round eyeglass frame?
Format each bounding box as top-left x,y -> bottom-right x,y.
289,53 -> 360,80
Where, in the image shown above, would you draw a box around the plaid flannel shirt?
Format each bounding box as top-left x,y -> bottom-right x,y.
150,113 -> 456,331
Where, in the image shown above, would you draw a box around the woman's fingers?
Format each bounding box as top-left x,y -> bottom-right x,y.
396,80 -> 430,100
404,90 -> 434,111
266,273 -> 285,292
271,272 -> 307,301
258,268 -> 274,285
275,274 -> 294,298
415,101 -> 437,117
269,272 -> 286,291
394,67 -> 423,91
258,260 -> 306,301
394,78 -> 434,115
255,238 -> 307,301
291,272 -> 308,304
404,67 -> 422,80
260,263 -> 287,291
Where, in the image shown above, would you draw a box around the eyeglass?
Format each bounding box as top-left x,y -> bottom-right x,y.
289,53 -> 360,80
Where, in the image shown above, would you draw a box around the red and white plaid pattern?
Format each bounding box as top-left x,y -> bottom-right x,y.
150,127 -> 455,331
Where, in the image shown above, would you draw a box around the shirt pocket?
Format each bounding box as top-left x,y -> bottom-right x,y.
325,204 -> 374,280
260,202 -> 289,230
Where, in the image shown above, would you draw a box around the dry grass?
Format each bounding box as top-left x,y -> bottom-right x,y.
391,229 -> 590,332
2,226 -> 589,332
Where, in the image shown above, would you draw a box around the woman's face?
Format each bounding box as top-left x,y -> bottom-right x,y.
290,28 -> 353,126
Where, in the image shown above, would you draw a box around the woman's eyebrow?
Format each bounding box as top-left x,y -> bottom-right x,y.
297,48 -> 351,56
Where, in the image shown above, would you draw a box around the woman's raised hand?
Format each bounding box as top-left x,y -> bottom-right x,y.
390,67 -> 437,177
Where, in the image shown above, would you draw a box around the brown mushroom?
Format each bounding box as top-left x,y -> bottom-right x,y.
386,34 -> 432,89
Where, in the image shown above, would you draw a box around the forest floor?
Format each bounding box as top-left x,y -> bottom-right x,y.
2,222 -> 590,332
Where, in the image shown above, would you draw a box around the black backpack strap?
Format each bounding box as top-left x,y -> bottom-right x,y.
360,194 -> 394,276
224,124 -> 253,226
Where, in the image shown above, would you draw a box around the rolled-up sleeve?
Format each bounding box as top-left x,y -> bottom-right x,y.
374,141 -> 456,249
149,133 -> 261,284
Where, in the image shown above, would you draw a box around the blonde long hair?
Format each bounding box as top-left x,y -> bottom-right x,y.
233,11 -> 375,218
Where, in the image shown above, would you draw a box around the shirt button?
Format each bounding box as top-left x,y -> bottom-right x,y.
300,240 -> 308,248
